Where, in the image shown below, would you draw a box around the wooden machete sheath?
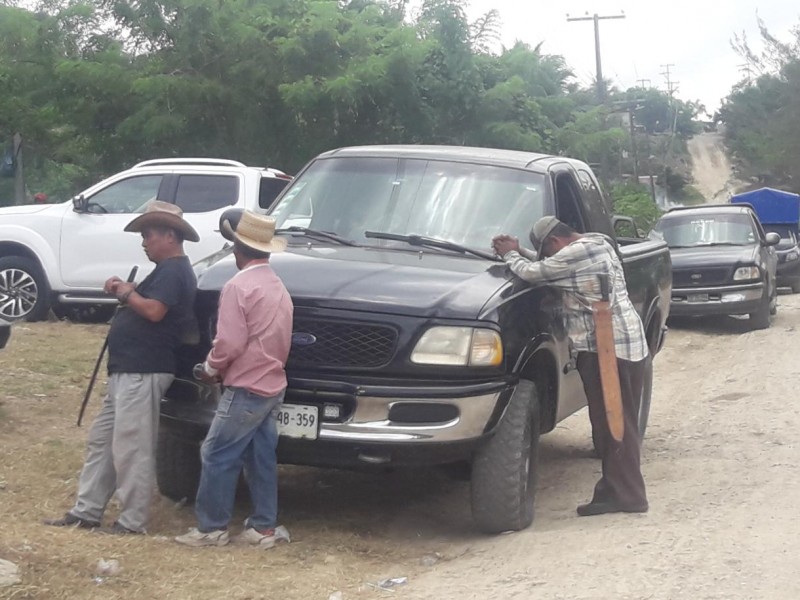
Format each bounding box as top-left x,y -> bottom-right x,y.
592,274 -> 624,442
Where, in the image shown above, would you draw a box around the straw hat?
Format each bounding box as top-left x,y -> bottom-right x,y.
124,200 -> 200,242
529,216 -> 562,259
221,210 -> 287,253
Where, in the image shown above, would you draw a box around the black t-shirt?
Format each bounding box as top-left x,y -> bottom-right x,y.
107,256 -> 197,374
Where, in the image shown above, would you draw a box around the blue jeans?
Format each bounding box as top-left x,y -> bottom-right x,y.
195,387 -> 283,532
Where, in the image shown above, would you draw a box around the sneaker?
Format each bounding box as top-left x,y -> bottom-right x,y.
233,525 -> 290,548
174,527 -> 230,547
43,512 -> 101,529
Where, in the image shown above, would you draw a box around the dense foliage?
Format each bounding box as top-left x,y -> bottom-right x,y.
720,19 -> 800,190
0,0 -> 698,227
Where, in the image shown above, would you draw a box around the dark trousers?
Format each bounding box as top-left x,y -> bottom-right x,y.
577,352 -> 648,510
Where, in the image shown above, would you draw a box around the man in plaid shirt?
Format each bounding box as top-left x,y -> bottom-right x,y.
493,216 -> 648,516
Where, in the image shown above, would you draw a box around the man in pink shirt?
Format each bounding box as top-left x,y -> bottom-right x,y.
176,211 -> 293,548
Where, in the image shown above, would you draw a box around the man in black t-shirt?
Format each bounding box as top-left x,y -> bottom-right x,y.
45,201 -> 198,534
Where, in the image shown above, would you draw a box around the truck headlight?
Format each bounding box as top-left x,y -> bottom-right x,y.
733,266 -> 760,281
787,251 -> 799,261
411,326 -> 503,366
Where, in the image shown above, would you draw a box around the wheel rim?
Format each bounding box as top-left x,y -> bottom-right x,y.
0,268 -> 38,319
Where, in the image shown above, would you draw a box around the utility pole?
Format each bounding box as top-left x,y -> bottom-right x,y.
567,12 -> 626,103
660,63 -> 679,97
613,100 -> 644,181
636,78 -> 651,89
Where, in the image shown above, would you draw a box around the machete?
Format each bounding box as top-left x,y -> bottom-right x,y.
592,273 -> 625,443
76,265 -> 138,427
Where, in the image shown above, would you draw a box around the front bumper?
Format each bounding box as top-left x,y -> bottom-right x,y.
160,377 -> 514,466
670,282 -> 764,316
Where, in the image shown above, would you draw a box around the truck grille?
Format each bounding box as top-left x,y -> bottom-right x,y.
288,319 -> 398,368
672,267 -> 731,287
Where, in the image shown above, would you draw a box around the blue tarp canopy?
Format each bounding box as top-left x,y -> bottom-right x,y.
731,187 -> 800,225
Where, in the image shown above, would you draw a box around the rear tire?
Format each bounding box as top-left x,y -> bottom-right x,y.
156,429 -> 202,503
0,256 -> 49,322
637,355 -> 653,441
471,380 -> 540,533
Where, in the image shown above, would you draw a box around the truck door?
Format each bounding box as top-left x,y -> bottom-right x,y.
550,165 -> 591,420
60,174 -> 168,288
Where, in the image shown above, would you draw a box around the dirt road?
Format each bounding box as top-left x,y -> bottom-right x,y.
2,302 -> 800,598
688,132 -> 744,202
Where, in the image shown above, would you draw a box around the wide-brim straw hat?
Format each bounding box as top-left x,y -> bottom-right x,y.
220,210 -> 287,253
529,215 -> 562,259
124,200 -> 200,242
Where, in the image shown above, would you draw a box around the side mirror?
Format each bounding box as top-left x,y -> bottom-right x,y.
218,208 -> 245,242
765,232 -> 781,246
72,194 -> 88,213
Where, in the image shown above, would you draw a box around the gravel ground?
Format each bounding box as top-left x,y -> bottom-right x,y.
2,296 -> 800,599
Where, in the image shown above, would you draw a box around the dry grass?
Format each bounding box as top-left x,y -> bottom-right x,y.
0,323 -> 478,600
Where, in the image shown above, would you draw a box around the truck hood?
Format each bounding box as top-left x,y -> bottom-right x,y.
668,245 -> 760,268
196,245 -> 511,320
0,203 -> 57,216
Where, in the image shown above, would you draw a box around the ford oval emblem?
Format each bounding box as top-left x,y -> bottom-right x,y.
292,332 -> 317,347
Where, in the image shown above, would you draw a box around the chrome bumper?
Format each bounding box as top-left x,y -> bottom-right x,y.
318,392 -> 501,444
671,282 -> 763,304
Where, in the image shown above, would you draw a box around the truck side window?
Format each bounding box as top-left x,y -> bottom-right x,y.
85,175 -> 162,214
175,175 -> 239,213
553,173 -> 586,233
259,177 -> 291,210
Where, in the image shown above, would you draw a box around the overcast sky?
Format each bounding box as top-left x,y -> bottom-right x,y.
437,1 -> 799,114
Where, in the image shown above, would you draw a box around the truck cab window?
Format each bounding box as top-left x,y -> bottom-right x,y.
553,173 -> 586,233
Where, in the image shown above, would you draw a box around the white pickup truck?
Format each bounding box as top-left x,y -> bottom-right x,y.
0,158 -> 291,321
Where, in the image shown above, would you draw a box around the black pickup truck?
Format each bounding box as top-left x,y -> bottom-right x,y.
158,146 -> 672,533
651,204 -> 779,329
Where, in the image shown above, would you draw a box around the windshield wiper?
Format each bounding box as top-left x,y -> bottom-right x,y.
365,231 -> 501,261
695,242 -> 748,247
275,226 -> 359,247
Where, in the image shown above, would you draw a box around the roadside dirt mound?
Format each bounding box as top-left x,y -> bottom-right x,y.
688,132 -> 745,202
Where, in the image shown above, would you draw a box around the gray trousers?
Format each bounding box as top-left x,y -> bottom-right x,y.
70,372 -> 174,532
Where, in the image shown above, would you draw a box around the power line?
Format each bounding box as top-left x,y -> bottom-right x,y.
567,12 -> 626,103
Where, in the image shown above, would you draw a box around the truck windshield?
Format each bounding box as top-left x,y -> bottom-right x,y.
652,214 -> 757,248
269,157 -> 546,253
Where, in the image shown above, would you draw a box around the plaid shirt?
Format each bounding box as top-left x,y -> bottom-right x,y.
503,234 -> 648,362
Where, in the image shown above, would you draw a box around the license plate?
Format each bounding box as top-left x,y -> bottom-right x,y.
275,404 -> 318,439
687,293 -> 709,303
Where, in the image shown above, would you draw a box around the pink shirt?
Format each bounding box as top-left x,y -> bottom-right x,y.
206,262 -> 293,398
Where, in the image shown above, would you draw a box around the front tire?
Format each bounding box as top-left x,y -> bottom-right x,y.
471,379 -> 540,534
156,429 -> 202,503
0,256 -> 49,321
750,290 -> 772,330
